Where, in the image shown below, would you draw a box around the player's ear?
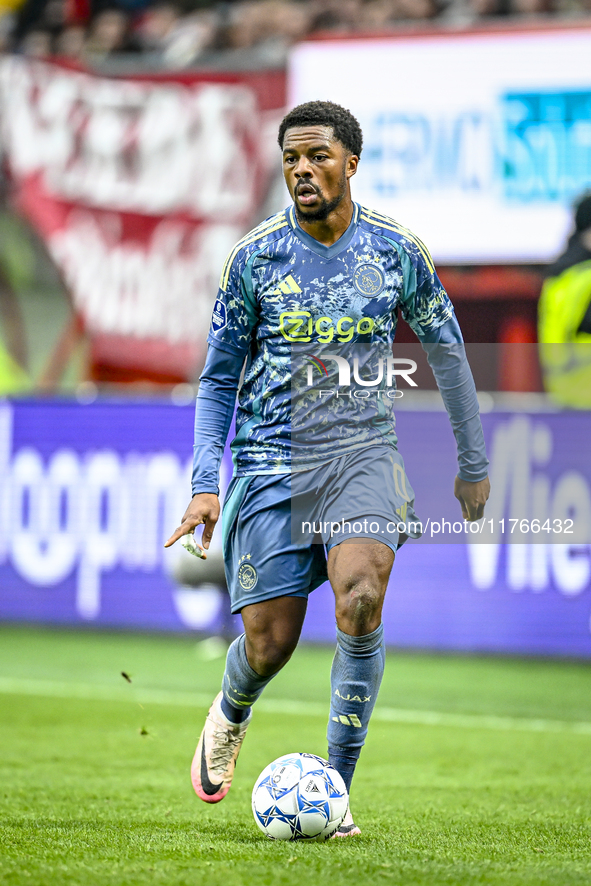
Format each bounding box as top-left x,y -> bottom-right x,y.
346,154 -> 359,179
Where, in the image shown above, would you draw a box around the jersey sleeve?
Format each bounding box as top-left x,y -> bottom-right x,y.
191,344 -> 243,496
392,234 -> 488,481
191,243 -> 258,494
206,245 -> 258,357
397,238 -> 455,340
421,321 -> 489,483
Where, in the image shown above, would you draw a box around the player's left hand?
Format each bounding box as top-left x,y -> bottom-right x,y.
454,475 -> 490,522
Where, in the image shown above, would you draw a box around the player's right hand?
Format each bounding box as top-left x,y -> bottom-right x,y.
164,493 -> 220,550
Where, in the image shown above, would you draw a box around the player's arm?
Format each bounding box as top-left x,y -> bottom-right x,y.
165,247 -> 255,551
164,343 -> 244,550
419,316 -> 489,520
397,244 -> 489,520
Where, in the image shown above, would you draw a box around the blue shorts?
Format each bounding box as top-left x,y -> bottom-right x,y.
222,445 -> 421,613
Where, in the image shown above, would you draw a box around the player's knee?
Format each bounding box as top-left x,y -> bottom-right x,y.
242,597 -> 306,677
335,580 -> 382,634
246,634 -> 297,678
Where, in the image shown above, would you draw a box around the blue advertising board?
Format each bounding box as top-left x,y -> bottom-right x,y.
0,399 -> 590,656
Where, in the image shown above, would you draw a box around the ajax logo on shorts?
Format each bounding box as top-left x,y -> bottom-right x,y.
353,263 -> 385,298
238,553 -> 258,590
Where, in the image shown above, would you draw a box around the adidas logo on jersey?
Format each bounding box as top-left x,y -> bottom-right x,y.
272,274 -> 302,295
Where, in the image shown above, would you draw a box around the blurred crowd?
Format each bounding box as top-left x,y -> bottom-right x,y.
0,0 -> 589,67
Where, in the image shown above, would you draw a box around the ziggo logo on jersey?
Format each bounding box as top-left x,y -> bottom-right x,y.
279,311 -> 374,343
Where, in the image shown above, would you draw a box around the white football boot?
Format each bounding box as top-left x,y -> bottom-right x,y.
332,807 -> 362,838
191,692 -> 251,803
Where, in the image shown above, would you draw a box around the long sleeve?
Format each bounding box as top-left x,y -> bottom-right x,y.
191,343 -> 244,496
419,316 -> 489,482
393,234 -> 489,483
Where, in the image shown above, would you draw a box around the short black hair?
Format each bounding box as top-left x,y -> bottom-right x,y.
278,101 -> 363,156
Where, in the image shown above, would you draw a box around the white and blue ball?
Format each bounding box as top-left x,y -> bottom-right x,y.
252,753 -> 348,841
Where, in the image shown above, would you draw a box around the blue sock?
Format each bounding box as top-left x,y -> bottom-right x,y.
220,634 -> 274,724
327,624 -> 385,793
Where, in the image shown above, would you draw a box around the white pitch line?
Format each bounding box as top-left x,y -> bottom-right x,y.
1,676 -> 591,737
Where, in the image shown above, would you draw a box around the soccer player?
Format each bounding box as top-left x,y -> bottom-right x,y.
165,101 -> 490,837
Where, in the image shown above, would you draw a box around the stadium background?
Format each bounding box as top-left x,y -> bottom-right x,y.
1,6 -> 591,885
1,6 -> 590,655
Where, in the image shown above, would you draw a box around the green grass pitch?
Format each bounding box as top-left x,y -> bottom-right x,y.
1,625 -> 591,886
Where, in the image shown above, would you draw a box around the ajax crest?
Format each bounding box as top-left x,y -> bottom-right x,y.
238,554 -> 258,590
353,263 -> 385,298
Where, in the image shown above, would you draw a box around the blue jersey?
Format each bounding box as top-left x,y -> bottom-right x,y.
206,203 -> 455,477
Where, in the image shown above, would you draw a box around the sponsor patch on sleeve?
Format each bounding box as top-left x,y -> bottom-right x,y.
211,299 -> 227,333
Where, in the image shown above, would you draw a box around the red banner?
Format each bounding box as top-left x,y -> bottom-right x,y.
0,59 -> 286,382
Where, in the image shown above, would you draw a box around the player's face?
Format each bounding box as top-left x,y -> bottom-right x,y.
282,125 -> 358,223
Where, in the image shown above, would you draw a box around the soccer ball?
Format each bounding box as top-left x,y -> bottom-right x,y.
251,753 -> 348,841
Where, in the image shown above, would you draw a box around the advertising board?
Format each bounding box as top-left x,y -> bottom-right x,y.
288,27 -> 591,263
0,399 -> 589,656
